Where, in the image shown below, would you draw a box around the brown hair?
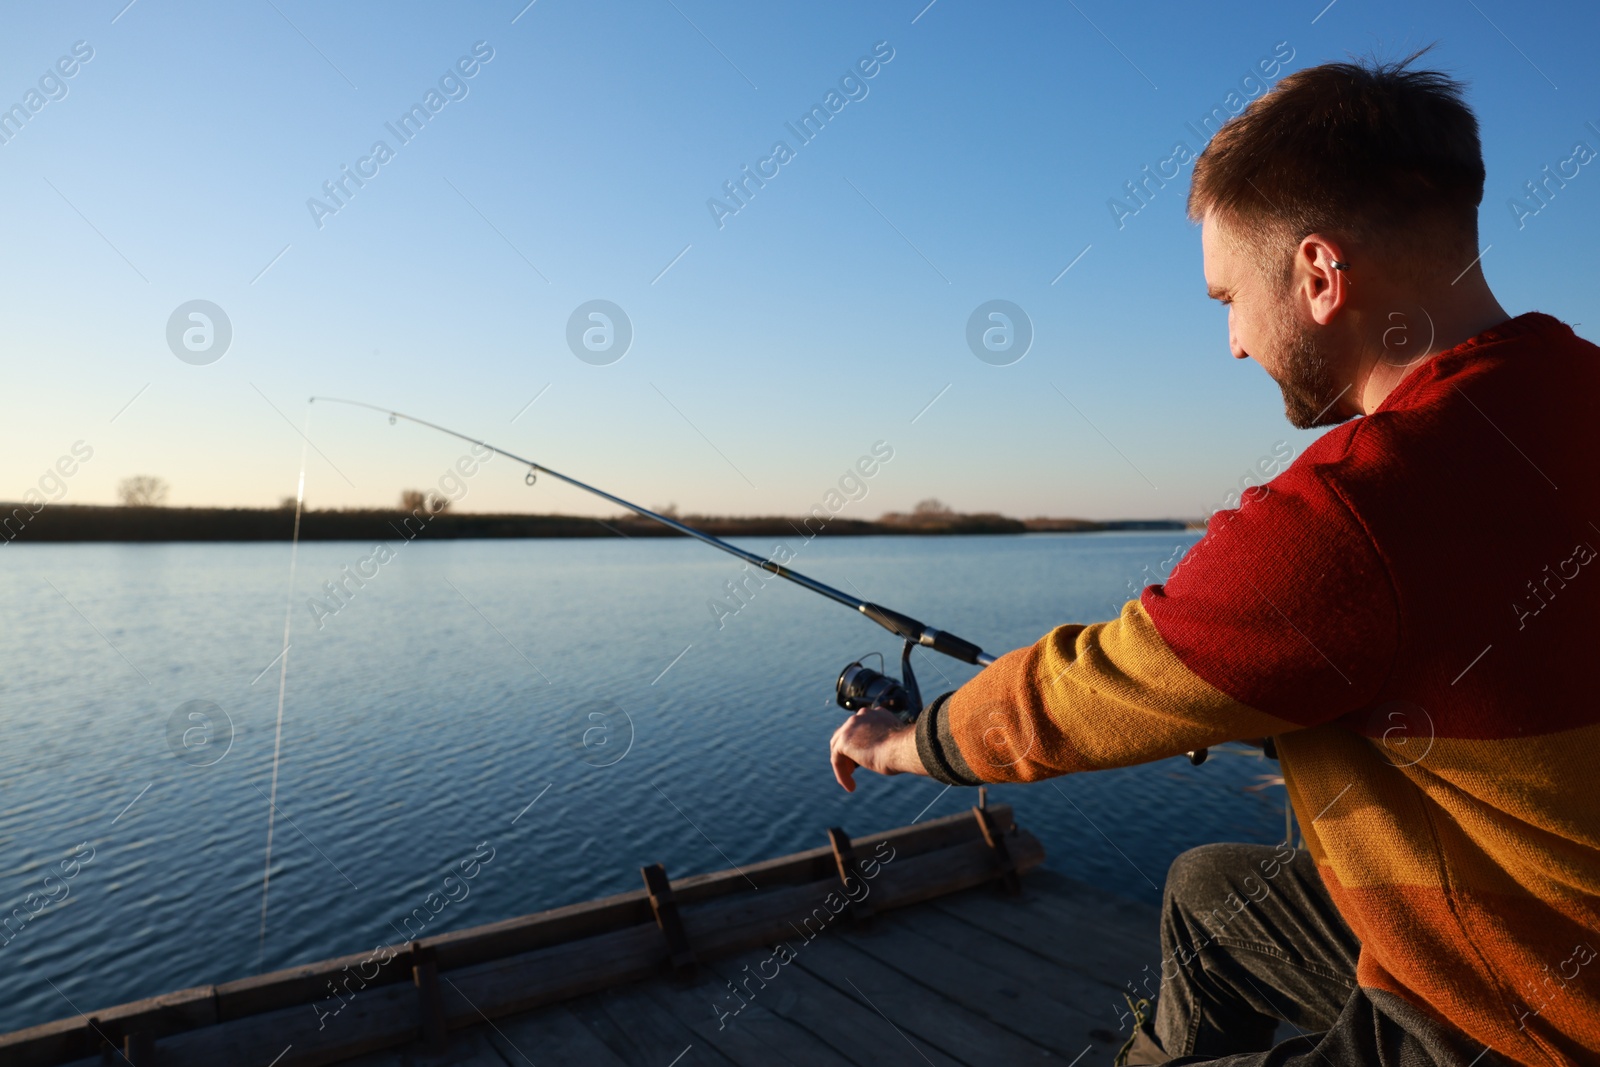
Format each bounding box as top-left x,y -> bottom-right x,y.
1187,48 -> 1484,276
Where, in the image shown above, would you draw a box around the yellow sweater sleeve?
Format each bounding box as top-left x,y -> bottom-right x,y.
915,598 -> 1299,784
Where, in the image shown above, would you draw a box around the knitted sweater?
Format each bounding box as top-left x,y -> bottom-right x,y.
916,312 -> 1600,1066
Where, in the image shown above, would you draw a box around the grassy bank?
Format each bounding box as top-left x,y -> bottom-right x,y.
0,504 -> 1196,544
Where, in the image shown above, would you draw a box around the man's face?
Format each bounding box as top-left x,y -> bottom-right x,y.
1202,212 -> 1347,429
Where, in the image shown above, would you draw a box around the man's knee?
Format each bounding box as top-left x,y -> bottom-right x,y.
1164,842 -> 1268,908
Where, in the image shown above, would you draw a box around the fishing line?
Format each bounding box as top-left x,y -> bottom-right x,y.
257,402 -> 310,968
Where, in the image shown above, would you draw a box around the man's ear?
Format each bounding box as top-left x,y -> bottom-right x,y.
1296,233 -> 1349,326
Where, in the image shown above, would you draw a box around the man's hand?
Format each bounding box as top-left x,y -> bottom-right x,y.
829,707 -> 927,792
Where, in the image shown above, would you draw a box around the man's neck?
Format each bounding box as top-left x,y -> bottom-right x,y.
1355,272 -> 1510,415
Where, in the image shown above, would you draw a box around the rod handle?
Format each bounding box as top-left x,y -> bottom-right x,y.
859,603 -> 988,666
860,602 -> 923,643
920,627 -> 986,666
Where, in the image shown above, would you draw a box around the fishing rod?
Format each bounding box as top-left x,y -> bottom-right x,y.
310,396 -> 995,723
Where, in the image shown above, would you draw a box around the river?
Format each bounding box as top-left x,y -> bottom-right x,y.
0,532 -> 1289,1032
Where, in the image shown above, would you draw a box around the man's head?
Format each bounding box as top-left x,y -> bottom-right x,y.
1190,50 -> 1487,428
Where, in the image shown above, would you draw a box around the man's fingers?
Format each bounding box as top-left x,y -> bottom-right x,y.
831,745 -> 858,792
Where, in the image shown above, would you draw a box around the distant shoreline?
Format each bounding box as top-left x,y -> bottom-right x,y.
1,504 -> 1200,544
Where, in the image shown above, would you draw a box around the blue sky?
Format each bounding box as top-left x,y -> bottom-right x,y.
1,0 -> 1595,520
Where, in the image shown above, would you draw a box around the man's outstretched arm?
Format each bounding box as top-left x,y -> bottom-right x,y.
831,470 -> 1401,789
832,597 -> 1306,788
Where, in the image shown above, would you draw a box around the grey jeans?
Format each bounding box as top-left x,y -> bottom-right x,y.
1118,842 -> 1499,1066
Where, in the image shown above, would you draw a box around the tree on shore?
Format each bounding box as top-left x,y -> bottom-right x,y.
118,475 -> 169,507
400,489 -> 450,514
880,498 -> 955,526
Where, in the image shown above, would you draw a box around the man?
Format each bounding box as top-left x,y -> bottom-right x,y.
830,51 -> 1600,1067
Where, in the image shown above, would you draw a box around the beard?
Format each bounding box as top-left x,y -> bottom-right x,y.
1269,314 -> 1349,429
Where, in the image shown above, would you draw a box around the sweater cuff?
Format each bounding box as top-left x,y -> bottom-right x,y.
915,691 -> 985,786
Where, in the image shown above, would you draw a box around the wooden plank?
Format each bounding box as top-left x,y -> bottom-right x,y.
704,949 -> 966,1067
790,931 -> 1057,1064
930,872 -> 1158,987
1023,869 -> 1163,937
148,981 -> 415,1067
8,1021 -> 100,1067
573,983 -> 739,1067
875,902 -> 1123,1008
421,888 -> 651,973
438,924 -> 666,1029
636,948 -> 852,1067
163,994 -> 575,1067
483,1003 -> 632,1066
839,907 -> 1122,1060
952,882 -> 1152,943
0,985 -> 222,1065
454,1036 -> 512,1067
337,1026 -> 509,1066
321,1048 -> 407,1067
215,951 -> 411,1022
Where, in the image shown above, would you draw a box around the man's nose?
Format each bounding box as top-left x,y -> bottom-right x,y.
1229,323 -> 1249,360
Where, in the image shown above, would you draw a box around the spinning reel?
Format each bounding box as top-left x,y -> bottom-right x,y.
835,640 -> 925,723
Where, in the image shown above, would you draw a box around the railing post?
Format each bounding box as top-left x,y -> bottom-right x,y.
827,826 -> 874,924
641,863 -> 697,974
411,941 -> 448,1054
973,804 -> 1021,895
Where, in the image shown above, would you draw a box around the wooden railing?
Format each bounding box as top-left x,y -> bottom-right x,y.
2,802 -> 1042,1067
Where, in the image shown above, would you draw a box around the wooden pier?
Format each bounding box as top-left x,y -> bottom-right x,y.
338,866 -> 1159,1067
3,802 -> 1159,1066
